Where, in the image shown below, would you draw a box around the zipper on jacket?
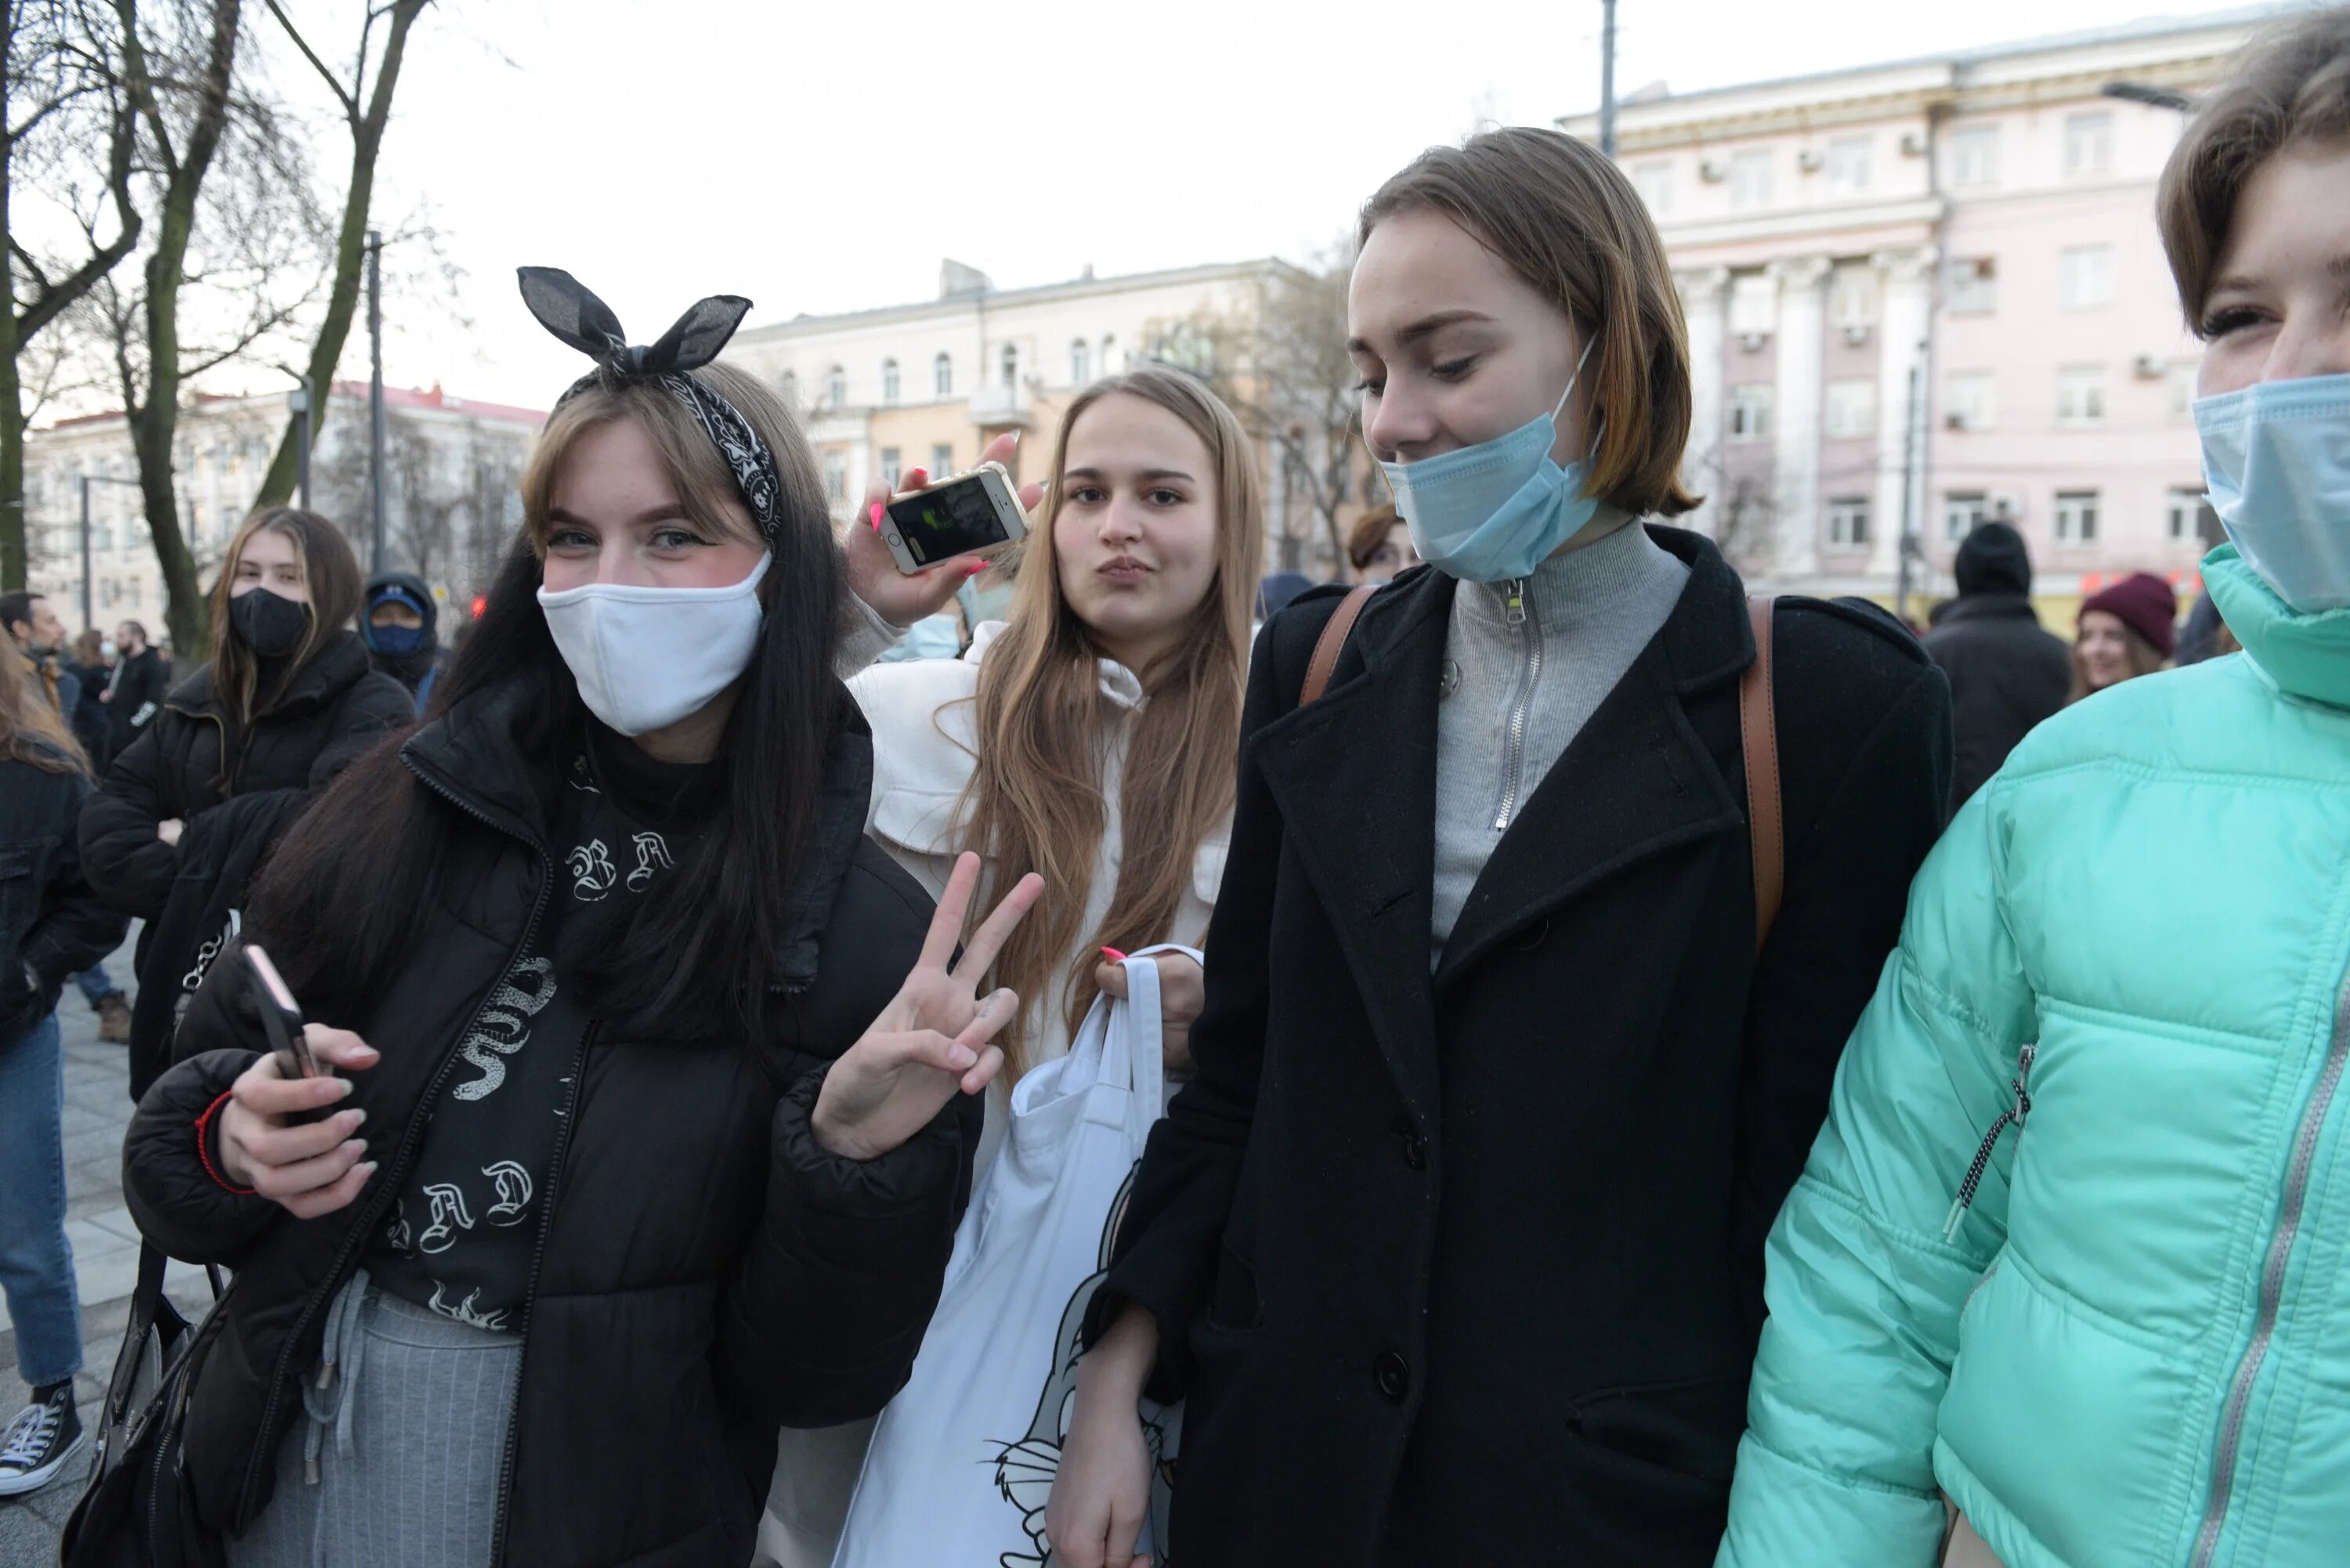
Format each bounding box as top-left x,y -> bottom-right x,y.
487,1023 -> 592,1566
1491,577 -> 1543,832
234,754 -> 553,1527
2188,965 -> 2350,1568
1942,1044 -> 2037,1243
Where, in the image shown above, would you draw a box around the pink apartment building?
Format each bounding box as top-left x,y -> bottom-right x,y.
1560,7 -> 2281,619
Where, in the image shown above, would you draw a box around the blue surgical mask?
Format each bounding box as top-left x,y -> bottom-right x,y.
2195,373 -> 2350,614
1379,338 -> 1600,583
367,622 -> 429,657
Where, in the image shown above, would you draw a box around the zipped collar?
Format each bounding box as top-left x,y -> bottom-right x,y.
2207,544 -> 2350,711
164,632 -> 374,721
400,660 -> 876,993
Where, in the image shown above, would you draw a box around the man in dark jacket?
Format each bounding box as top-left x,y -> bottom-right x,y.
362,570 -> 451,711
101,620 -> 168,757
1922,522 -> 2071,807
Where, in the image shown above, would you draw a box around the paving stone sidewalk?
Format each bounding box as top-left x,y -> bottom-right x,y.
2,945 -> 215,1566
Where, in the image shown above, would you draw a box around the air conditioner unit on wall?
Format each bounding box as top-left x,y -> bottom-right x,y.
1842,322 -> 1871,345
1699,158 -> 1729,183
1797,148 -> 1824,173
1900,131 -> 1929,157
1945,412 -> 1969,432
1990,493 -> 2023,522
1738,331 -> 1770,352
2132,353 -> 2166,380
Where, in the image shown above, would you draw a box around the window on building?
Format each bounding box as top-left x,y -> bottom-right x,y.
779,370 -> 799,408
1945,492 -> 1988,544
1633,160 -> 1673,215
2055,489 -> 2099,544
1830,266 -> 1878,329
1101,334 -> 1117,374
931,442 -> 953,479
881,359 -> 900,405
1000,345 -> 1020,390
2167,363 -> 2198,419
934,352 -> 953,398
2168,485 -> 2217,544
2060,245 -> 2115,310
1728,149 -> 1774,210
1950,125 -> 1999,189
1071,338 -> 1090,385
880,446 -> 902,488
1730,385 -> 1774,442
1947,255 -> 1998,315
1825,135 -> 1873,197
2056,365 -> 2108,427
1825,379 -> 1878,439
2064,111 -> 2113,178
1946,370 -> 1998,432
1828,497 -> 1871,548
825,366 -> 846,408
1729,273 -> 1777,338
822,450 -> 846,501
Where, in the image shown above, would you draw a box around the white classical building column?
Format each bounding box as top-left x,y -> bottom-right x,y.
1672,266 -> 1730,539
1867,245 -> 1938,583
1767,255 -> 1831,583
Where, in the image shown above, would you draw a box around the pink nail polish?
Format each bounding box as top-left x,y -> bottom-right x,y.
966,561 -> 988,578
868,502 -> 883,530
1101,946 -> 1128,962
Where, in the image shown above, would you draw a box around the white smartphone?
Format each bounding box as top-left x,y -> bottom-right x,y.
880,462 -> 1029,575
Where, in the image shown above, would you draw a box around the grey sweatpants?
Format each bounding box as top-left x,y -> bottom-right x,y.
226,1275 -> 519,1568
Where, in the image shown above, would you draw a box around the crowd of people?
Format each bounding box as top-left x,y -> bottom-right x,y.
0,9 -> 2346,1566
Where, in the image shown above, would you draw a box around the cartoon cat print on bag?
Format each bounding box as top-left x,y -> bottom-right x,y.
990,1165 -> 1178,1568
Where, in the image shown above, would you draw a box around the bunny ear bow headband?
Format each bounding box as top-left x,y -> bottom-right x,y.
517,266 -> 783,541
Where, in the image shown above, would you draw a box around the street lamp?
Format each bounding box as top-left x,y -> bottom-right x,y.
78,474 -> 144,632
287,381 -> 313,510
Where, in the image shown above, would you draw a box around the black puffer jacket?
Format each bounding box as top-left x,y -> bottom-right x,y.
120,667 -> 973,1567
1,745 -> 127,1046
79,632 -> 413,1095
1921,523 -> 2071,808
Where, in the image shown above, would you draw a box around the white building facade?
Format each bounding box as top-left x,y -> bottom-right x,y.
1563,9 -> 2275,616
25,382 -> 541,638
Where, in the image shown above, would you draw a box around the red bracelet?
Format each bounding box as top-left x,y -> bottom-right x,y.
194,1089 -> 257,1196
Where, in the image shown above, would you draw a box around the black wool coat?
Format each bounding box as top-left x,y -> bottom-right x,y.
1921,591 -> 2073,808
120,667 -> 974,1567
0,747 -> 127,1045
78,633 -> 414,1095
1089,527 -> 1953,1567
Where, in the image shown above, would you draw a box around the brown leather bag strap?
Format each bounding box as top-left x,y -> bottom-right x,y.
1741,594 -> 1784,956
1300,584 -> 1378,706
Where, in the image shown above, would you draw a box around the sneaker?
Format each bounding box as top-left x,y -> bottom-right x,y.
96,993 -> 132,1043
0,1384 -> 87,1496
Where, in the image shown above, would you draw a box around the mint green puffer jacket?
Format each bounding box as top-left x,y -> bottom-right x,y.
1716,547 -> 2350,1568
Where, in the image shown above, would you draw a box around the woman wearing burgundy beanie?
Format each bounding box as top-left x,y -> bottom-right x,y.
2070,570 -> 2175,700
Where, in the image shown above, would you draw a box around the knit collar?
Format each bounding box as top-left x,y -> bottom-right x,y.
2207,544 -> 2350,710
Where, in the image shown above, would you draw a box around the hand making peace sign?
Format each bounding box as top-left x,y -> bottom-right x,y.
811,852 -> 1046,1162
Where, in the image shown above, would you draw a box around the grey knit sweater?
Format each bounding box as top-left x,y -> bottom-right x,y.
1430,520 -> 1690,960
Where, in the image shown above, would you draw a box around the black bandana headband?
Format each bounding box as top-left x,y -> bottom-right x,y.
517,266 -> 783,541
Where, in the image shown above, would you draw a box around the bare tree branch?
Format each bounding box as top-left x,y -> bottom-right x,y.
261,0 -> 356,118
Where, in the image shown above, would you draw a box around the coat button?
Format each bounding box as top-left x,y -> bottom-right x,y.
1401,1133 -> 1428,1170
1374,1351 -> 1411,1403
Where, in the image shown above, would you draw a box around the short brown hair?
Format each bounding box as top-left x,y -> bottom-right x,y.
1361,126 -> 1699,518
2158,7 -> 2350,327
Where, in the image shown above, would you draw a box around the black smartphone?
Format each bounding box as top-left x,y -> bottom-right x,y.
244,944 -> 318,1087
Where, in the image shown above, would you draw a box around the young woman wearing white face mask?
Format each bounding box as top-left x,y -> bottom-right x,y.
1046,128 -> 1952,1568
1718,13 -> 2350,1567
114,270 -> 1040,1568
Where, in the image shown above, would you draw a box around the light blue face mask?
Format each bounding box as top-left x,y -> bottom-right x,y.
1379,338 -> 1600,584
2195,372 -> 2350,614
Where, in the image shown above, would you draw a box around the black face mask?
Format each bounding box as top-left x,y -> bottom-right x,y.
229,588 -> 313,659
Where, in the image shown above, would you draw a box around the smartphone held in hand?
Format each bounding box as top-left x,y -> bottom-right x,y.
244,944 -> 324,1094
881,462 -> 1029,575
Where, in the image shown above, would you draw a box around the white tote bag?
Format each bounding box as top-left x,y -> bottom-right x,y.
831,947 -> 1191,1568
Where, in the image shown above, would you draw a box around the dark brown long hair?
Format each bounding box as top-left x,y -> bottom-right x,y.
208,508 -> 367,726
1361,126 -> 1700,518
250,363 -> 844,1043
959,367 -> 1264,1075
0,638 -> 89,775
2159,7 -> 2350,328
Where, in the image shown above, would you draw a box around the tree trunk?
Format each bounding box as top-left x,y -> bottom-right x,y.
252,0 -> 427,511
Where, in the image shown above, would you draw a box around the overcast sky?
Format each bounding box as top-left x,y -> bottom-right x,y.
268,0 -> 2259,412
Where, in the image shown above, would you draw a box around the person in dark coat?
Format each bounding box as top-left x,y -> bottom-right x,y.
78,510 -> 415,1099
100,618 -> 168,757
361,569 -> 452,712
117,273 -> 1034,1568
65,628 -> 115,771
1921,522 -> 2071,807
1047,128 -> 1951,1568
0,638 -> 127,1498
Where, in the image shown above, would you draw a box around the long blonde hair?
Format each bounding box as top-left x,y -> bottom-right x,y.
961,367 -> 1265,1075
0,638 -> 89,775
